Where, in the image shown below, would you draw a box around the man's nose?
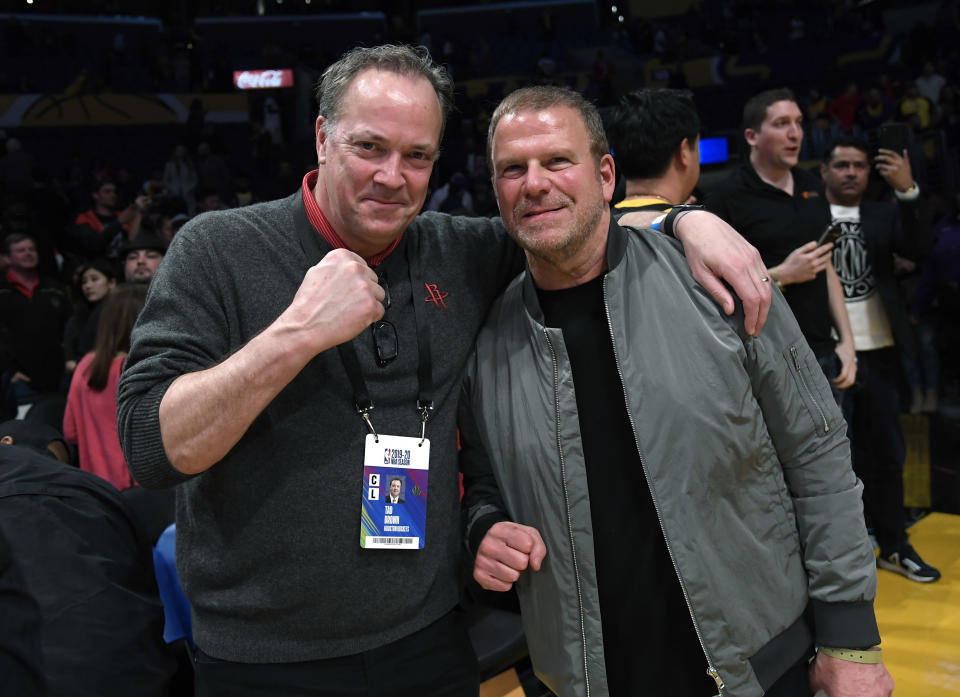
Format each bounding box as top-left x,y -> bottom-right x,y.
373,152 -> 404,188
521,162 -> 551,197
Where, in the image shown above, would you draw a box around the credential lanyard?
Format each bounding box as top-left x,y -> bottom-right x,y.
336,234 -> 434,443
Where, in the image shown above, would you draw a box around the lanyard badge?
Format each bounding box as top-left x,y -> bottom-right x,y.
361,434 -> 430,549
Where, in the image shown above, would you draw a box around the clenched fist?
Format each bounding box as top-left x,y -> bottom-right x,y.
281,248 -> 386,355
474,522 -> 547,592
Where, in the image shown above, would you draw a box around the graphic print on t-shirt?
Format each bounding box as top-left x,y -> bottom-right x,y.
828,217 -> 875,302
829,206 -> 894,351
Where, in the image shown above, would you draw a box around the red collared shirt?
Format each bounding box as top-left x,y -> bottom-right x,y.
300,170 -> 402,267
5,269 -> 39,299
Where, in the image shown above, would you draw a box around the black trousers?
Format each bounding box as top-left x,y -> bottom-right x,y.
193,610 -> 479,697
762,653 -> 813,697
842,347 -> 907,553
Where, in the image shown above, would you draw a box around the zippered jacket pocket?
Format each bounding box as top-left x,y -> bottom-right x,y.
783,344 -> 837,436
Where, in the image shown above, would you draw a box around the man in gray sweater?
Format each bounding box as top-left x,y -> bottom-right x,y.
117,45 -> 771,696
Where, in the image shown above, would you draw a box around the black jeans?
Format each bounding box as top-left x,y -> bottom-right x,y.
193,610 -> 479,697
841,347 -> 908,553
763,653 -> 813,697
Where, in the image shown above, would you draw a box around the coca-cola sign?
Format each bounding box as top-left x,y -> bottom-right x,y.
233,69 -> 294,90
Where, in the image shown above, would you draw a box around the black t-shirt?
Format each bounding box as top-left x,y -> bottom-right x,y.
706,164 -> 836,357
537,275 -> 716,697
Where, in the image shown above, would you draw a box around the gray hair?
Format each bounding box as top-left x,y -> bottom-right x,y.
487,86 -> 609,172
314,44 -> 454,135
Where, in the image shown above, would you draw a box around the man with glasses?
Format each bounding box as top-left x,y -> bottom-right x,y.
118,45 -> 770,696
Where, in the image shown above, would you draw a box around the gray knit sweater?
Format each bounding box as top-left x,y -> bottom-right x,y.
117,190 -> 522,662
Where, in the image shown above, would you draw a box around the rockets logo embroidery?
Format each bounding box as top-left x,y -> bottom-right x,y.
424,283 -> 449,309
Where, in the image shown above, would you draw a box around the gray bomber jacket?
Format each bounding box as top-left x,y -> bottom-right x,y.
461,220 -> 880,697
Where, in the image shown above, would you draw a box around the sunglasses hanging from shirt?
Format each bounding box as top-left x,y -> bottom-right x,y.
337,243 -> 435,444
371,270 -> 399,368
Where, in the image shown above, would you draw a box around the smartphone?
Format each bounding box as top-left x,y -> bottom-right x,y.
878,123 -> 909,154
817,221 -> 843,247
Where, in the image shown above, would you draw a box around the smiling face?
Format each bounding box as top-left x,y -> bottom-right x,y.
746,99 -> 804,174
313,69 -> 442,258
389,479 -> 402,499
80,267 -> 116,303
491,105 -> 614,270
821,145 -> 870,206
3,238 -> 38,272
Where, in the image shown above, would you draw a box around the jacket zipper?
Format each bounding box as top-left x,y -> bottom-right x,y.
543,328 -> 591,697
602,281 -> 725,696
789,346 -> 829,433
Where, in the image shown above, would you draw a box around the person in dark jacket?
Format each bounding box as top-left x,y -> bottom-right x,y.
0,526 -> 44,697
820,136 -> 940,582
0,419 -> 176,697
0,233 -> 71,401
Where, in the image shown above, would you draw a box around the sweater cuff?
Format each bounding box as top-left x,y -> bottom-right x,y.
811,599 -> 880,649
126,377 -> 195,489
467,512 -> 511,557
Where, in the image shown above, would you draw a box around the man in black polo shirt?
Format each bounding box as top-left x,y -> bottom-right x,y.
706,88 -> 857,399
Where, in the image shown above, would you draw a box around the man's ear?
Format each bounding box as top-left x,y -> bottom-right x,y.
600,153 -> 616,203
677,137 -> 693,169
315,116 -> 329,165
744,127 -> 758,148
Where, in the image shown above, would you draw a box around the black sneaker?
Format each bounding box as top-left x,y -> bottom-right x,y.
877,545 -> 941,583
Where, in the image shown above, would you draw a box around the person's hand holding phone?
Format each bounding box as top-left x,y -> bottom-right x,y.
875,148 -> 913,192
774,240 -> 834,286
817,221 -> 844,247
